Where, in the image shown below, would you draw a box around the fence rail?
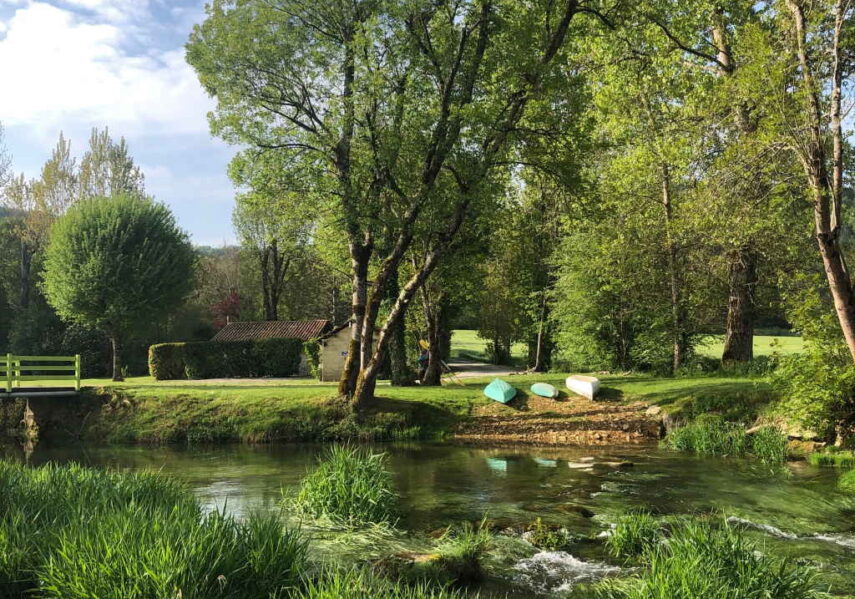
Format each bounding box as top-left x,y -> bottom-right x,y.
1,354 -> 81,393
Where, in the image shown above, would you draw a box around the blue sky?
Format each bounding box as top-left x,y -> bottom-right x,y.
0,0 -> 237,246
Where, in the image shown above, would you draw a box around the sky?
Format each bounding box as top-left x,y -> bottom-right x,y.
0,0 -> 237,246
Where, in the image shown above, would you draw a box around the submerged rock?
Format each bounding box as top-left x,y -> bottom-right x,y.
556,504 -> 595,518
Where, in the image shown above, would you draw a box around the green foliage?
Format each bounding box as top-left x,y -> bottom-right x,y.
304,339 -> 321,378
294,446 -> 398,528
42,195 -> 196,377
807,450 -> 855,468
296,569 -> 467,599
526,517 -> 575,551
750,426 -> 789,467
598,519 -> 821,599
664,415 -> 751,456
0,461 -> 307,599
435,519 -> 493,585
605,511 -> 662,560
838,469 -> 855,492
772,350 -> 855,437
148,338 -> 303,380
666,419 -> 787,465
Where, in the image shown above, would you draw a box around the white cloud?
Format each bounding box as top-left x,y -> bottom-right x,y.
0,1 -> 212,138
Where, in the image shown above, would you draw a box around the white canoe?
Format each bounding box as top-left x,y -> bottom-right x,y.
565,375 -> 600,400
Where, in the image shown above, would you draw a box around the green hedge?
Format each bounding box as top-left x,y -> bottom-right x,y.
148,338 -> 304,380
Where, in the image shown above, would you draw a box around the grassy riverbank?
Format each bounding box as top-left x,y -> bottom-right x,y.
76,373 -> 772,445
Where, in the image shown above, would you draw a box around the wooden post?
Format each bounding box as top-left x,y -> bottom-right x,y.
5,354 -> 11,393
75,354 -> 81,391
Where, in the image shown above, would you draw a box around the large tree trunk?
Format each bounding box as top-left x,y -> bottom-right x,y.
786,0 -> 855,362
110,333 -> 123,382
421,301 -> 445,386
722,247 -> 757,362
338,242 -> 370,397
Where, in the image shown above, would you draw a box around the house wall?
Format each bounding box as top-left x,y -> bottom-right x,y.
320,328 -> 351,382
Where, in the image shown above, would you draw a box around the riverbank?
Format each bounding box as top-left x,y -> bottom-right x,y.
4,372 -> 775,446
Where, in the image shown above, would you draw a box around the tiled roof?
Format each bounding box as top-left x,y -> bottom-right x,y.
212,320 -> 331,342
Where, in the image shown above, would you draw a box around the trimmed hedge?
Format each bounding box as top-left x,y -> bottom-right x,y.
149,338 -> 303,380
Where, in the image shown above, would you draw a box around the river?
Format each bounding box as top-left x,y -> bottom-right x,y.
8,442 -> 855,596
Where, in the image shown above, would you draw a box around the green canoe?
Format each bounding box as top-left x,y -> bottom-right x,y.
484,378 -> 517,404
530,382 -> 559,398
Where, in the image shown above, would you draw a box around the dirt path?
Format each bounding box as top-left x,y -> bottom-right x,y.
454,392 -> 662,446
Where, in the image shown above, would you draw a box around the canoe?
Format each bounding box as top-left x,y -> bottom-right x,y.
530,382 -> 559,398
484,378 -> 517,404
565,375 -> 600,400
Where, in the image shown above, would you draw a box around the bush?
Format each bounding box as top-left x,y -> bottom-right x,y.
526,517 -> 574,551
148,342 -> 186,380
605,511 -> 662,560
598,519 -> 821,599
294,446 -> 398,528
839,469 -> 855,492
808,449 -> 855,468
149,338 -> 303,380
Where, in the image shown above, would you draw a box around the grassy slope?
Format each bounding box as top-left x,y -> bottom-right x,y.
449,329 -> 527,362
83,372 -> 771,444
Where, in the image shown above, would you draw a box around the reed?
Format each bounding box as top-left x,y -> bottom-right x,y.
664,416 -> 750,456
808,449 -> 855,468
749,426 -> 789,466
294,445 -> 399,528
435,519 -> 493,585
598,519 -> 821,599
0,461 -> 306,599
297,568 -> 468,599
604,511 -> 661,560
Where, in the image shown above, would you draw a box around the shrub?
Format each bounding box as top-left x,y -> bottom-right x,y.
749,426 -> 789,466
294,446 -> 398,528
435,519 -> 493,585
664,415 -> 750,456
808,449 -> 855,468
605,511 -> 661,560
148,338 -> 304,380
148,342 -> 186,380
598,519 -> 821,599
839,469 -> 855,492
296,569 -> 467,599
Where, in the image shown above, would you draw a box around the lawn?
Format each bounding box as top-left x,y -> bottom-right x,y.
449,329 -> 527,363
695,334 -> 803,358
79,371 -> 772,445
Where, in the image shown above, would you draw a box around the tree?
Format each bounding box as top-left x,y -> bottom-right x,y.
230,151 -> 313,321
78,128 -> 145,200
43,195 -> 196,380
188,0 -> 601,408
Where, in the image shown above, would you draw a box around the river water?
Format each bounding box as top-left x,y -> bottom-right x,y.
11,442 -> 855,596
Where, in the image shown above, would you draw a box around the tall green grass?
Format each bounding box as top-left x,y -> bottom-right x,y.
297,568 -> 468,599
664,417 -> 788,465
808,449 -> 855,468
0,461 -> 307,599
294,445 -> 399,528
605,511 -> 662,560
598,519 -> 821,599
435,519 -> 493,585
